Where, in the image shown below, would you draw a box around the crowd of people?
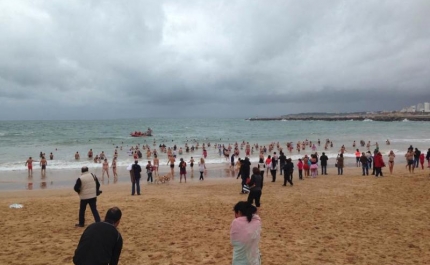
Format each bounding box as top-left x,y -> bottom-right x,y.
67,138 -> 430,265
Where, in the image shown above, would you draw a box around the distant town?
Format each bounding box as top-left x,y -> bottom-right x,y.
248,101 -> 430,121
400,102 -> 430,113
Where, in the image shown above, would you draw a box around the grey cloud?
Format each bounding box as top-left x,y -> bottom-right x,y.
0,0 -> 429,120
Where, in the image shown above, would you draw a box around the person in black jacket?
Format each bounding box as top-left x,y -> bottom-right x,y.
247,167 -> 262,207
237,157 -> 251,194
319,152 -> 328,175
278,152 -> 286,175
73,207 -> 123,265
282,158 -> 294,186
426,148 -> 430,168
131,160 -> 142,195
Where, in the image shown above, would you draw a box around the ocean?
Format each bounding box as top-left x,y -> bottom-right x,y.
0,118 -> 429,190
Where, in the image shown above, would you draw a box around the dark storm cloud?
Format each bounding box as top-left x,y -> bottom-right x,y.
0,0 -> 429,120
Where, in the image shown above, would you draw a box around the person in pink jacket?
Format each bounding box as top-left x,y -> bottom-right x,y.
230,201 -> 261,265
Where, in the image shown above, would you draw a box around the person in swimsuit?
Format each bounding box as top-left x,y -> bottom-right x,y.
88,149 -> 93,159
49,152 -> 54,160
40,156 -> 47,176
75,152 -> 80,160
112,157 -> 118,181
153,155 -> 159,176
102,159 -> 110,181
189,157 -> 195,174
179,158 -> 187,183
388,150 -> 395,174
25,157 -> 33,176
167,155 -> 175,178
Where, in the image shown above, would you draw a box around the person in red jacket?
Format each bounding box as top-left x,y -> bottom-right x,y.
374,152 -> 385,177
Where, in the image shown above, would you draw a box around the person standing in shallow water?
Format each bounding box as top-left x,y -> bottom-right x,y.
179,158 -> 187,183
40,156 -> 48,176
25,157 -> 33,176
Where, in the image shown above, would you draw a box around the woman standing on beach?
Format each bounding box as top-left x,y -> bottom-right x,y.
388,150 -> 396,174
198,158 -> 206,180
230,201 -> 261,265
336,154 -> 344,175
102,159 -> 110,181
111,157 -> 118,181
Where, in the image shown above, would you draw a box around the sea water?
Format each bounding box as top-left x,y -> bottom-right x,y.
1,118 -> 429,173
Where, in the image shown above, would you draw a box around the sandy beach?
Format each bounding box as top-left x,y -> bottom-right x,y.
2,165 -> 430,265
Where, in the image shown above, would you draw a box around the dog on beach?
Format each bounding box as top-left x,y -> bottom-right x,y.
154,174 -> 171,184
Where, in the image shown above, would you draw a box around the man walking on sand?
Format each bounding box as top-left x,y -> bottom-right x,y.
74,166 -> 101,227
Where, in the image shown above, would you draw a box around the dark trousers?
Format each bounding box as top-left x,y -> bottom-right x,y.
283,172 -> 293,186
241,177 -> 248,193
338,167 -> 343,175
199,171 -> 204,180
362,164 -> 369,175
78,197 -> 101,226
270,169 -> 277,182
260,171 -> 265,189
147,172 -> 153,182
279,163 -> 285,175
298,169 -> 303,180
372,163 -> 375,174
375,167 -> 383,177
132,177 -> 141,195
247,190 -> 261,207
321,165 -> 327,175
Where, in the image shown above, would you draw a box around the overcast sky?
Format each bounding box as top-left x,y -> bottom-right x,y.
0,0 -> 429,120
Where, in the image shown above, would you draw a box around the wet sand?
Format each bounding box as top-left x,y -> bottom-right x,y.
2,165 -> 430,265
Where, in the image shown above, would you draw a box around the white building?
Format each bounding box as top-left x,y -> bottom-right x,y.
417,103 -> 424,112
425,102 -> 430,112
407,106 -> 416,112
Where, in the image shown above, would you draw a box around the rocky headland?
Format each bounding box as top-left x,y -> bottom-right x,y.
248,112 -> 430,121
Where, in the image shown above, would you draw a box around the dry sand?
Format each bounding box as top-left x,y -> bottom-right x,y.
2,165 -> 430,265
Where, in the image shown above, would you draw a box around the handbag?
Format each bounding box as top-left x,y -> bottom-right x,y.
91,173 -> 102,196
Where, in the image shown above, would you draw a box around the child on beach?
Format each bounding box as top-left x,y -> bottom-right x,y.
297,159 -> 303,180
